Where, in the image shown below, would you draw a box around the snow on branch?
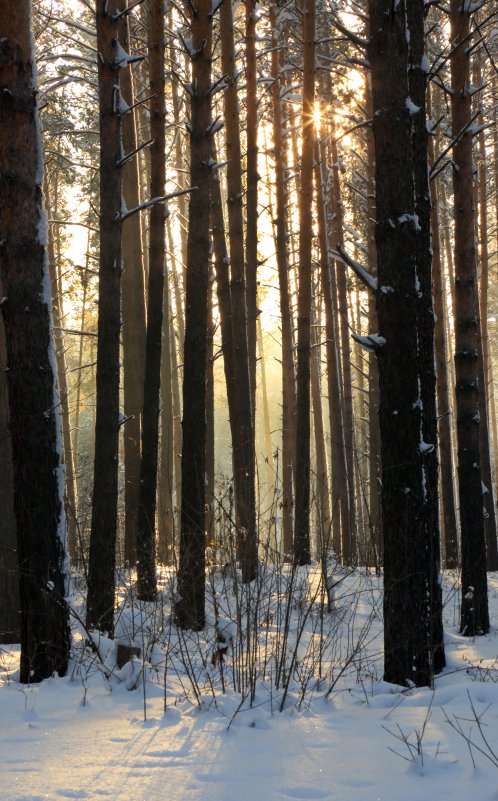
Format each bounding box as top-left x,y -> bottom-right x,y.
178,32 -> 206,60
351,333 -> 386,352
429,109 -> 481,180
116,138 -> 153,168
335,244 -> 378,292
332,16 -> 369,50
112,0 -> 146,21
119,187 -> 198,222
113,42 -> 144,69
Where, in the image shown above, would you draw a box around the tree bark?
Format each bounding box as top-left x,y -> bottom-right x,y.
136,0 -> 168,600
0,1 -> 70,678
86,0 -> 124,635
293,0 -> 315,566
270,1 -> 296,557
427,90 -> 459,568
368,0 -> 445,685
450,0 -> 489,634
0,295 -> 20,643
219,0 -> 257,582
119,8 -> 146,568
175,0 -> 213,630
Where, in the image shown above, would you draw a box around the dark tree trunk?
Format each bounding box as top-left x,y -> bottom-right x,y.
365,73 -> 382,570
219,0 -> 257,582
175,0 -> 213,631
0,301 -> 20,643
0,1 -> 70,679
450,0 -> 489,634
329,116 -> 356,564
315,137 -> 349,561
45,182 -> 79,566
293,0 -> 315,566
368,0 -> 445,686
245,0 -> 259,416
427,91 -> 459,569
270,1 -> 296,557
119,8 -> 146,568
136,0 -> 168,601
87,0 -> 124,635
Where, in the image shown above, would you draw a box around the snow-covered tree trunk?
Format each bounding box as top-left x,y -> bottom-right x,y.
0,0 -> 70,679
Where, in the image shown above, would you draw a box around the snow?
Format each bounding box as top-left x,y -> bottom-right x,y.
4,569 -> 498,800
405,97 -> 420,116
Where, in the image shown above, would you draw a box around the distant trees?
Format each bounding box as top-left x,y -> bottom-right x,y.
4,0 -> 498,689
0,0 -> 70,680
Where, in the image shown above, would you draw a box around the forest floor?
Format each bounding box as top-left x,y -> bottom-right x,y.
3,567 -> 498,801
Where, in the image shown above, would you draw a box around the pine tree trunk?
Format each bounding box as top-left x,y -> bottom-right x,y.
157,255 -> 174,564
45,180 -> 79,566
220,0 -> 257,582
270,1 -> 296,557
0,1 -> 70,678
450,0 -> 489,634
136,0 -> 169,600
293,0 -> 315,566
475,68 -> 498,570
119,8 -> 146,568
368,0 -> 445,685
315,137 -> 349,560
0,300 -> 20,643
365,73 -> 382,570
329,115 -> 356,564
86,0 -> 124,635
245,0 -> 259,415
427,91 -> 459,568
175,0 -> 213,630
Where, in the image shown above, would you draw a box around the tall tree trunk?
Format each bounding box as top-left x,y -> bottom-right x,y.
0,298 -> 20,643
205,278 -> 215,543
175,0 -> 213,630
157,252 -> 175,564
450,0 -> 489,634
136,0 -> 168,601
293,0 -> 315,566
315,139 -> 348,560
0,0 -> 70,678
119,8 -> 147,568
220,0 -> 257,581
427,91 -> 459,568
329,117 -> 357,564
368,0 -> 445,686
86,0 -> 124,635
270,1 -> 296,556
365,72 -> 382,570
310,301 -> 331,552
475,62 -> 498,570
45,179 -> 79,565
245,0 -> 259,415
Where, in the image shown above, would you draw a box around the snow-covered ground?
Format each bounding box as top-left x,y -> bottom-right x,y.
3,568 -> 498,801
